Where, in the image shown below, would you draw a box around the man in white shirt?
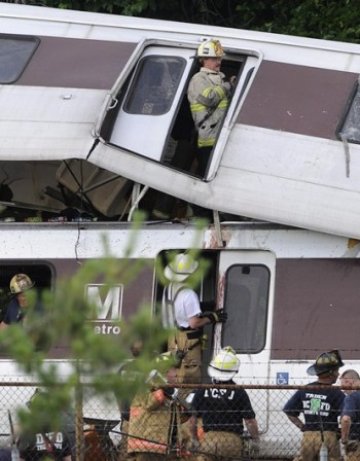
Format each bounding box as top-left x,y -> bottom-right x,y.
163,253 -> 227,384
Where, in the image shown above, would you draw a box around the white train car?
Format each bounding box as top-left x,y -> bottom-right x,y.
1,4 -> 360,238
0,221 -> 359,457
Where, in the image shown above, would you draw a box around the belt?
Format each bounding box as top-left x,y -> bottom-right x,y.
178,328 -> 203,340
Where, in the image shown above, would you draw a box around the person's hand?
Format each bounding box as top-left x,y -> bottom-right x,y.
347,440 -> 358,453
208,309 -> 227,324
189,437 -> 200,453
229,75 -> 237,86
248,438 -> 260,457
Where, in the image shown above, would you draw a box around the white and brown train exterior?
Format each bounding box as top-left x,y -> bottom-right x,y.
0,220 -> 360,456
1,3 -> 360,238
1,4 -> 360,455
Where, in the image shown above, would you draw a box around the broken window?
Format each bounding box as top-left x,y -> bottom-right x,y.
339,80 -> 360,143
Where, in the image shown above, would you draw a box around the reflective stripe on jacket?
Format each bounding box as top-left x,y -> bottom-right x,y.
187,68 -> 231,148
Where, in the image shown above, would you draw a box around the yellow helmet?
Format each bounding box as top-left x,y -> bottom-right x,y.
9,273 -> 34,294
196,39 -> 225,58
208,346 -> 240,381
164,253 -> 199,282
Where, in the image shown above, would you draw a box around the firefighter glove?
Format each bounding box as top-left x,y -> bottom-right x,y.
202,309 -> 227,324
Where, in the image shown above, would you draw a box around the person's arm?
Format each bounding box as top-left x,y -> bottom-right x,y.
188,315 -> 210,329
285,414 -> 305,431
62,456 -> 72,461
244,418 -> 259,440
341,414 -> 352,443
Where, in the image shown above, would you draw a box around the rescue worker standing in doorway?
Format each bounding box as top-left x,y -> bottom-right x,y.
187,39 -> 236,177
283,350 -> 345,461
162,253 -> 227,384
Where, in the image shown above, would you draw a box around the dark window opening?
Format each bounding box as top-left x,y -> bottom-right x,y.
222,264 -> 269,353
0,262 -> 53,357
0,35 -> 39,83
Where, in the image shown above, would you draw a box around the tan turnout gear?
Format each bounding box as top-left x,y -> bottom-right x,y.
187,69 -> 231,148
127,387 -> 184,456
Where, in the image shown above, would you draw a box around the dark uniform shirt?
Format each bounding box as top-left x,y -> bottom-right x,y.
3,297 -> 22,325
192,384 -> 256,434
283,381 -> 345,432
18,430 -> 72,461
341,391 -> 360,440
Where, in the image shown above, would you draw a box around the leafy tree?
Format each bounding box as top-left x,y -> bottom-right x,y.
0,213 -> 171,460
20,0 -> 360,43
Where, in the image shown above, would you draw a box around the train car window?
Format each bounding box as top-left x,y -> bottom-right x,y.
222,264 -> 269,353
339,81 -> 360,144
0,262 -> 52,356
0,35 -> 39,83
124,55 -> 186,115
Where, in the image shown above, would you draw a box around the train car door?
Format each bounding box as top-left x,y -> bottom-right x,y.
102,44 -> 195,162
216,250 -> 276,434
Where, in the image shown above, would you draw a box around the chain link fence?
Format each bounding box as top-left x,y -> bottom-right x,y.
0,382 -> 349,460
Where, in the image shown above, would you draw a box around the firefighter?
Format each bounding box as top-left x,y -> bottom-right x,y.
127,353 -> 188,461
283,350 -> 345,461
0,273 -> 34,330
187,39 -> 236,177
162,252 -> 227,384
190,346 -> 260,460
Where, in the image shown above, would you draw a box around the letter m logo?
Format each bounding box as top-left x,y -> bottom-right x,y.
86,284 -> 124,321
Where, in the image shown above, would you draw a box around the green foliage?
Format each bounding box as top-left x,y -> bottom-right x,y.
28,0 -> 360,43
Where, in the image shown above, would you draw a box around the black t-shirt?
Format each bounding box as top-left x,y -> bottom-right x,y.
192,384 -> 256,434
283,381 -> 345,432
19,430 -> 72,461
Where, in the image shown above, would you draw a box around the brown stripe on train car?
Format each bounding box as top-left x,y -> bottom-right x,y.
238,60 -> 358,140
17,35 -> 137,89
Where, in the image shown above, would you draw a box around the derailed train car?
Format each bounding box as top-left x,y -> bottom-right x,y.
1,4 -> 360,237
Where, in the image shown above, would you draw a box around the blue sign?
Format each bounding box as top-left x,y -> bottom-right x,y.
276,372 -> 289,385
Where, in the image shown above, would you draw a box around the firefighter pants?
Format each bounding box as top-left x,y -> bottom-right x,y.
296,431 -> 340,461
195,430 -> 243,461
168,330 -> 202,384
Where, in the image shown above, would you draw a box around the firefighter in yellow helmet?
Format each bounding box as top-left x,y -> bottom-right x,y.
187,39 -> 236,177
0,273 -> 34,330
162,253 -> 227,384
190,347 -> 260,460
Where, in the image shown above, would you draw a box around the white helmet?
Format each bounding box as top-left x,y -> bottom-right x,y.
208,346 -> 239,381
10,273 -> 34,294
164,253 -> 199,282
196,39 -> 225,58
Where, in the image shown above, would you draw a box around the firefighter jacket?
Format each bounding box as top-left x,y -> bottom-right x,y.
187,67 -> 232,148
127,388 -> 184,455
